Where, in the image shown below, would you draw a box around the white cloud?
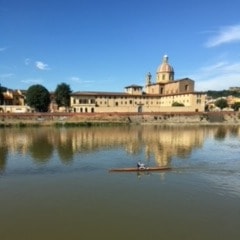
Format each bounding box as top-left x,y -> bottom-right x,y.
24,58 -> 31,66
35,61 -> 50,70
70,76 -> 81,83
69,76 -> 94,84
206,24 -> 240,47
0,73 -> 15,79
21,78 -> 43,84
0,47 -> 6,52
191,61 -> 240,91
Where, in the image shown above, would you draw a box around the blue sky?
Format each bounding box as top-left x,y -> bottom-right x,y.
1,0 -> 240,92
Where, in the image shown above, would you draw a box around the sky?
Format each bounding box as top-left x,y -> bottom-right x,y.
1,0 -> 240,93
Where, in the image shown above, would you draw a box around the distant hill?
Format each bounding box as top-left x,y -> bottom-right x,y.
206,90 -> 240,98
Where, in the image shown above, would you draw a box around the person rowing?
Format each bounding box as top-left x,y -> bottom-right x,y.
137,162 -> 146,170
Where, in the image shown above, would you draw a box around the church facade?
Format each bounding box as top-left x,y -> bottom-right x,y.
70,56 -> 206,113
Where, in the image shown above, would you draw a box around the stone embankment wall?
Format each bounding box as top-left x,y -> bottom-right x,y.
0,112 -> 240,126
128,112 -> 240,124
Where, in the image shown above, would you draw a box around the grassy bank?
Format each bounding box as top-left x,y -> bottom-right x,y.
0,121 -> 129,128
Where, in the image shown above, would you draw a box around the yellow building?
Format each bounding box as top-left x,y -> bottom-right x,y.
70,56 -> 206,113
0,89 -> 31,113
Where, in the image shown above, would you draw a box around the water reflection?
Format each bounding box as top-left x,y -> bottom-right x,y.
0,125 -> 239,171
1,125 -> 240,240
0,146 -> 8,172
214,126 -> 227,140
0,130 -> 8,172
29,132 -> 53,163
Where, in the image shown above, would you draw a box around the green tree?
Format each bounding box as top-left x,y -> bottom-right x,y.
26,84 -> 50,112
214,98 -> 228,110
232,102 -> 240,111
0,84 -> 6,105
172,102 -> 184,107
54,83 -> 72,109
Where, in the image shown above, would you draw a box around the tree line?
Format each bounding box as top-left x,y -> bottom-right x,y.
1,83 -> 72,112
206,90 -> 240,98
27,83 -> 72,112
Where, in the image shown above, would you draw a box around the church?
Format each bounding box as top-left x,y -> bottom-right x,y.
70,55 -> 205,113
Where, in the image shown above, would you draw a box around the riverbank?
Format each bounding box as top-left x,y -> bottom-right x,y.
0,111 -> 240,127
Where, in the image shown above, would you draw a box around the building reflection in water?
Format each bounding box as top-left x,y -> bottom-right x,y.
0,125 -> 239,169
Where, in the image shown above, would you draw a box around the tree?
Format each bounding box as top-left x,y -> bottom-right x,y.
26,84 -> 50,112
172,102 -> 184,107
232,102 -> 240,111
0,84 -> 7,105
54,83 -> 72,109
214,98 -> 228,110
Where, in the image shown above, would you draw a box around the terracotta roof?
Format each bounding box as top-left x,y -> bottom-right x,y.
125,84 -> 143,89
71,91 -> 130,97
157,55 -> 174,73
148,78 -> 194,86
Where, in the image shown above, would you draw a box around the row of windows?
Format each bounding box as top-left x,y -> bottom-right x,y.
72,94 -> 201,106
73,99 -> 95,104
73,107 -> 94,113
72,100 -> 201,112
72,95 -> 194,103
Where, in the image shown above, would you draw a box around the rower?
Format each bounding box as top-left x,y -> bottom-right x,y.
137,162 -> 146,169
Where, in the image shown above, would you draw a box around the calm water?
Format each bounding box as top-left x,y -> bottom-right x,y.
0,125 -> 240,240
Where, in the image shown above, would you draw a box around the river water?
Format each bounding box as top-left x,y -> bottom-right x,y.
0,125 -> 240,240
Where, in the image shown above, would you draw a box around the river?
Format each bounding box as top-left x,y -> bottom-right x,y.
0,125 -> 240,240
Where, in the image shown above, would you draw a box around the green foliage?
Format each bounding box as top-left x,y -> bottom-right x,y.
214,98 -> 228,109
232,102 -> 240,111
54,83 -> 72,108
207,90 -> 240,98
26,84 -> 50,112
0,84 -> 7,105
172,102 -> 184,107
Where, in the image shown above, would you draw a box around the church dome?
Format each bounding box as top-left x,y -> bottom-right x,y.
157,55 -> 174,73
156,55 -> 174,83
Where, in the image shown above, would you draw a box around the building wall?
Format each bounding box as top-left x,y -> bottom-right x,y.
0,90 -> 28,113
70,92 -> 205,113
146,79 -> 195,95
0,105 -> 31,113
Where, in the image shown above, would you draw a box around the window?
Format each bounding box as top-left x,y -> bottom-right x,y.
80,99 -> 88,104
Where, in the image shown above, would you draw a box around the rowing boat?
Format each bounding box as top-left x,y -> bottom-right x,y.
109,166 -> 171,172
